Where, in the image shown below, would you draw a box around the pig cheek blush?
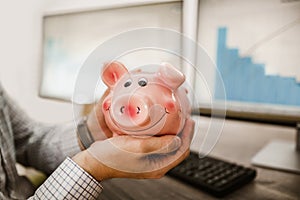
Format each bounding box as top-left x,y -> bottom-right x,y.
102,100 -> 111,111
165,101 -> 176,114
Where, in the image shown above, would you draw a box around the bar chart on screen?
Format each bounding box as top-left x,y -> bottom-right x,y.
195,0 -> 300,114
215,27 -> 300,107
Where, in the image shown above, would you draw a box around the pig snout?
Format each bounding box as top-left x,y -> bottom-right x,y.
111,95 -> 151,128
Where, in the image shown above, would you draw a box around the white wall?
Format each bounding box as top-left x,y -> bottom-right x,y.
0,0 -> 73,123
0,0 -> 178,123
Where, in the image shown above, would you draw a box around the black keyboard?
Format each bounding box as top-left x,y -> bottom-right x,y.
168,152 -> 257,197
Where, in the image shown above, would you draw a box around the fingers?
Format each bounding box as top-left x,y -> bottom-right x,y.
149,118 -> 195,176
141,135 -> 181,154
86,135 -> 183,176
86,89 -> 113,141
174,118 -> 195,160
180,118 -> 195,147
105,135 -> 182,154
107,118 -> 194,156
86,118 -> 196,179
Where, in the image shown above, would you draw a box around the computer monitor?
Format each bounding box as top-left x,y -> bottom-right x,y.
40,0 -> 183,101
195,0 -> 300,173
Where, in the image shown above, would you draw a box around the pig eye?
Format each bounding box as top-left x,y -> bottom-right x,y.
138,78 -> 147,87
124,79 -> 132,87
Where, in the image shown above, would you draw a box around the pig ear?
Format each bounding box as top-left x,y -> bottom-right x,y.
102,62 -> 128,88
157,62 -> 185,89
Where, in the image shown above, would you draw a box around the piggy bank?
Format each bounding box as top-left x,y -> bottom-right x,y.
101,61 -> 191,136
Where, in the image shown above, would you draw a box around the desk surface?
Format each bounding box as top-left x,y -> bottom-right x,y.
99,116 -> 300,200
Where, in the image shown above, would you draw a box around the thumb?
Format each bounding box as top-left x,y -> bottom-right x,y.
88,135 -> 182,156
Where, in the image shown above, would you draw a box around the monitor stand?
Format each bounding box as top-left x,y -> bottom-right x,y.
251,123 -> 300,174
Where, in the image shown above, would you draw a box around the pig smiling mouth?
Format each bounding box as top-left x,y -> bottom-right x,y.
107,106 -> 168,133
122,109 -> 168,132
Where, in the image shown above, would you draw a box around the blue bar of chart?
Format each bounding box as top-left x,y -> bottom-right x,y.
215,27 -> 300,106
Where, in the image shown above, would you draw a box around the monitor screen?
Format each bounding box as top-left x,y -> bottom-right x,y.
40,1 -> 182,102
195,0 -> 300,124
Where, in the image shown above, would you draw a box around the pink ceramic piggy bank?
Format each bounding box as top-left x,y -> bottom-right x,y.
101,62 -> 191,136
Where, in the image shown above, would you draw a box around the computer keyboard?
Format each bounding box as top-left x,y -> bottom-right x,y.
168,152 -> 257,197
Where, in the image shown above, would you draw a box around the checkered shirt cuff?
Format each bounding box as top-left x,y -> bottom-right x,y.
31,157 -> 103,199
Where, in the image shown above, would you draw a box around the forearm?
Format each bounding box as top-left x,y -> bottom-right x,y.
22,122 -> 81,174
2,87 -> 81,173
0,192 -> 14,200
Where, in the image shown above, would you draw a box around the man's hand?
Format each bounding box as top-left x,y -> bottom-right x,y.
72,119 -> 194,181
86,89 -> 113,141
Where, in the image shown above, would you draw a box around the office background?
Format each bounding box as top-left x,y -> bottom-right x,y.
1,0 -> 299,124
0,0 -> 169,123
0,0 -> 299,198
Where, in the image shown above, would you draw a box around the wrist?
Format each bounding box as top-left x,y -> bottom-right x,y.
77,116 -> 95,149
72,150 -> 110,182
86,114 -> 103,141
87,110 -> 113,141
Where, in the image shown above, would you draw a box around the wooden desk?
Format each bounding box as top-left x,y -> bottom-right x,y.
99,116 -> 300,200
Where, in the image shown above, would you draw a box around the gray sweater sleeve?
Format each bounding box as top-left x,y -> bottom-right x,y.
2,87 -> 81,175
